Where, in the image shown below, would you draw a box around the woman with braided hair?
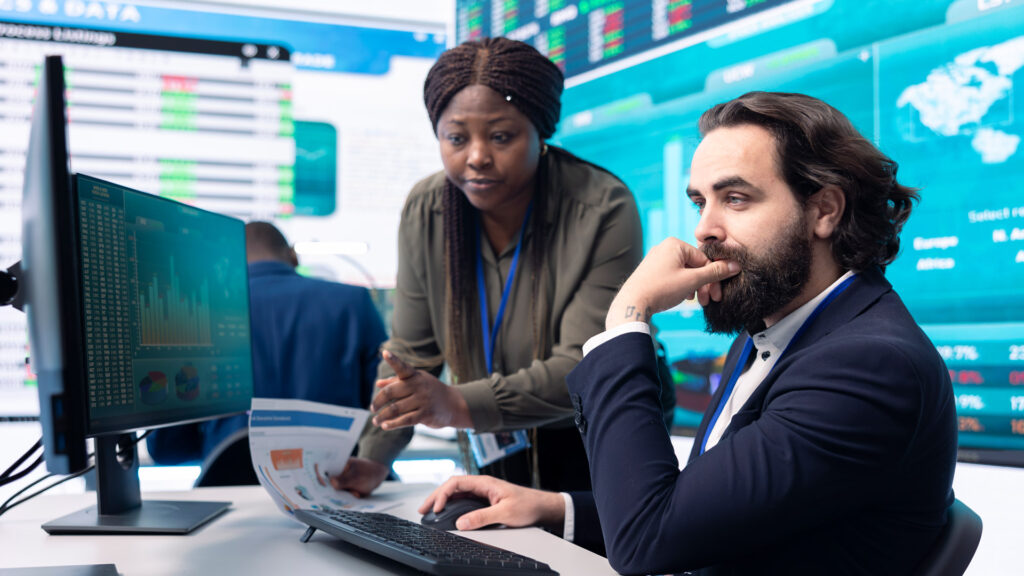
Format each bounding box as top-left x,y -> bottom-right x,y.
331,37 -> 643,497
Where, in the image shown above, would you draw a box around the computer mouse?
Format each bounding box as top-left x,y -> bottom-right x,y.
420,496 -> 491,531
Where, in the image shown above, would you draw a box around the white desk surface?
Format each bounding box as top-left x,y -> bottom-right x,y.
0,482 -> 616,576
4,434 -> 1023,575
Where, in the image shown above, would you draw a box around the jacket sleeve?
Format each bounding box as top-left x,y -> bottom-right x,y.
458,184 -> 644,431
567,331 -> 927,575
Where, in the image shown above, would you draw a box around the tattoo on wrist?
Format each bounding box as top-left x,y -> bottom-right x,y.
623,305 -> 652,322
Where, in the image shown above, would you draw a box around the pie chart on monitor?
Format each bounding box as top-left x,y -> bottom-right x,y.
139,371 -> 168,405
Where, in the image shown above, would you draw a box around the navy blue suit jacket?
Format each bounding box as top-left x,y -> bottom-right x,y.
148,261 -> 387,463
566,268 -> 957,575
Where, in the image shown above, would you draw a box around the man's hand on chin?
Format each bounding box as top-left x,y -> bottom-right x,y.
606,238 -> 740,331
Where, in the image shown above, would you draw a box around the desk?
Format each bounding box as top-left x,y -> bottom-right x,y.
6,439 -> 1021,575
0,483 -> 616,576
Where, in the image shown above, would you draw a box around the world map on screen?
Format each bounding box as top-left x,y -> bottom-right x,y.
898,35 -> 1024,164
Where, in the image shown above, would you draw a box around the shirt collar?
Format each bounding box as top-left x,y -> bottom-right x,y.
751,270 -> 857,354
478,216 -> 532,262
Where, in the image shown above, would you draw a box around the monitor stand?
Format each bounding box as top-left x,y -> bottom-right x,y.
42,434 -> 231,535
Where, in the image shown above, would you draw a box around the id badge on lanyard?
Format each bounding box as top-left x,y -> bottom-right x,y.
466,203 -> 533,469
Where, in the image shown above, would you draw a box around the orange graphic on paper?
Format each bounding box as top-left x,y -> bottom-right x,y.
270,448 -> 304,470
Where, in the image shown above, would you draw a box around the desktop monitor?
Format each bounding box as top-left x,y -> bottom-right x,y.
18,55 -> 255,534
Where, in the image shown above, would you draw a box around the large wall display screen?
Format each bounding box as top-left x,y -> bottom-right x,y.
459,0 -> 1024,458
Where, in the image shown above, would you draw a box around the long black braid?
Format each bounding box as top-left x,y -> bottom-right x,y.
426,38 -> 564,383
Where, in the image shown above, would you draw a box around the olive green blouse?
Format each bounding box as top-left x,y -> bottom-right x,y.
358,147 -> 643,465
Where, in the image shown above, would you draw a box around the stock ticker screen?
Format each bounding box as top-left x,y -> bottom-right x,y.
458,0 -> 1024,454
455,0 -> 791,82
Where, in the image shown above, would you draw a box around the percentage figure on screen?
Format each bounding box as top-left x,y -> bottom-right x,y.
950,370 -> 984,385
956,394 -> 985,411
958,417 -> 984,433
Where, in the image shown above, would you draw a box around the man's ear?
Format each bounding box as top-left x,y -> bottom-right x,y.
808,185 -> 845,240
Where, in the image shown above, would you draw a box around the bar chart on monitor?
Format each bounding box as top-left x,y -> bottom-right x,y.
126,210 -> 247,354
135,256 -> 214,349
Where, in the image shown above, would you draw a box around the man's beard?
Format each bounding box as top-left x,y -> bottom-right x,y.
700,217 -> 812,335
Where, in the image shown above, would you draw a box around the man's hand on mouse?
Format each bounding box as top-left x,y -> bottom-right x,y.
419,475 -> 565,531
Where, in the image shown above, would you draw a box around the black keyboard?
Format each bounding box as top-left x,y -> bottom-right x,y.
293,509 -> 559,576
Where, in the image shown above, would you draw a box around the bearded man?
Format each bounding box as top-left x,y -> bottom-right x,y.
419,92 -> 958,576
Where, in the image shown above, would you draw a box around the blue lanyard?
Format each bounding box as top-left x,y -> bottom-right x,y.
699,273 -> 858,454
476,201 -> 534,374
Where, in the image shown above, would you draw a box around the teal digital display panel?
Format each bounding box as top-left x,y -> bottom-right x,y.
537,0 -> 1024,454
76,174 -> 253,435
